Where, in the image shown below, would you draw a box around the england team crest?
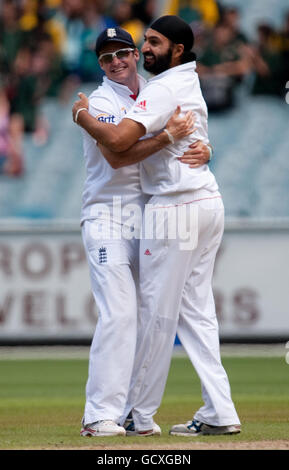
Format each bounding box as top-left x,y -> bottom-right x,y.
107,28 -> 117,38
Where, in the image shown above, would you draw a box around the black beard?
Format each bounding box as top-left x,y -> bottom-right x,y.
143,47 -> 173,75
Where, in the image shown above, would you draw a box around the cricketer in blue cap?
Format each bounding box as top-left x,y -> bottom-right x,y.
95,27 -> 136,57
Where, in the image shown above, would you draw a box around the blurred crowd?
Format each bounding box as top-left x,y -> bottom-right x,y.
0,0 -> 289,177
0,0 -> 156,177
192,3 -> 289,112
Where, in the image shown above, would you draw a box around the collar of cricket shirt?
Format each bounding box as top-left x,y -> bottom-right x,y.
147,61 -> 196,83
104,74 -> 147,99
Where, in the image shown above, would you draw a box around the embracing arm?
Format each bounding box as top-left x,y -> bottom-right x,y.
73,93 -> 208,168
99,132 -> 170,169
73,93 -> 145,152
99,106 -> 196,169
178,141 -> 212,168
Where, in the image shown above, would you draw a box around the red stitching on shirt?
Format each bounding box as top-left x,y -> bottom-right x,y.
147,195 -> 222,209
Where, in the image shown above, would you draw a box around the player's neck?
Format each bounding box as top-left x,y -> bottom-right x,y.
109,73 -> 139,96
124,74 -> 139,96
170,57 -> 182,69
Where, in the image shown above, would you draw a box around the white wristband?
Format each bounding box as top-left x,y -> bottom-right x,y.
207,145 -> 214,161
163,128 -> 175,144
75,107 -> 88,124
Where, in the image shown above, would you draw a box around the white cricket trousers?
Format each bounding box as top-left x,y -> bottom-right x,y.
81,220 -> 139,425
123,190 -> 240,430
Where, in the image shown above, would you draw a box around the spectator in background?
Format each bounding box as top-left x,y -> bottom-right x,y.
33,32 -> 65,99
278,11 -> 289,89
0,0 -> 24,75
6,43 -> 51,145
54,0 -> 85,82
51,0 -> 117,99
220,6 -> 248,45
0,80 -> 24,177
19,0 -> 63,50
251,24 -> 284,97
112,1 -> 143,47
80,0 -> 117,82
111,0 -> 155,49
168,0 -> 220,29
7,46 -> 38,134
197,22 -> 250,111
132,0 -> 155,28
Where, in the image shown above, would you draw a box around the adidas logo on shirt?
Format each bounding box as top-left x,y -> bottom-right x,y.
136,100 -> 147,111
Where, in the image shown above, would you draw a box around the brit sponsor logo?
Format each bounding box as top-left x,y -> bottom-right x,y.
97,113 -> 116,123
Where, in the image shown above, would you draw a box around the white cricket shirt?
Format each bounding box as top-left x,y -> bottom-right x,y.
81,75 -> 147,225
125,61 -> 219,195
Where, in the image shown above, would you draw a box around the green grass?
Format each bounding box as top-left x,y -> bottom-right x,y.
0,356 -> 288,449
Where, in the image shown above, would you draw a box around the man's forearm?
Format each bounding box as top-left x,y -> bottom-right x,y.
100,131 -> 171,169
77,110 -> 123,150
77,110 -> 145,152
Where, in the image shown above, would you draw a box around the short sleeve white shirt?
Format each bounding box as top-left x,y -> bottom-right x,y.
81,75 -> 147,224
125,62 -> 218,195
